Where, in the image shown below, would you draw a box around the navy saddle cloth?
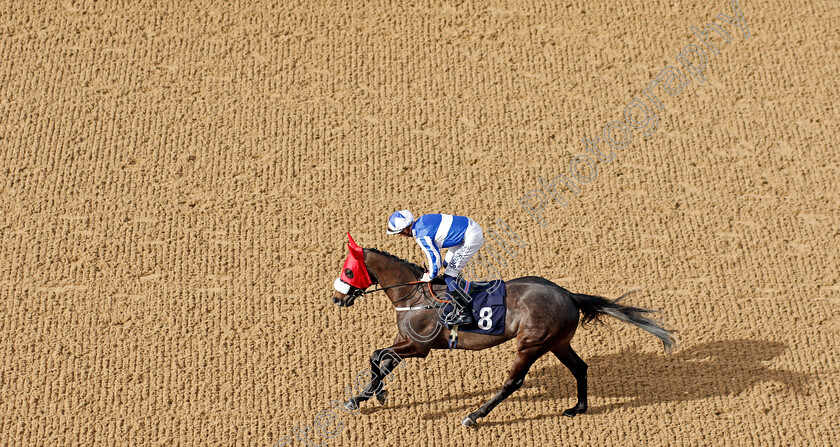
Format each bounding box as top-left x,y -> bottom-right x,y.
441,277 -> 507,335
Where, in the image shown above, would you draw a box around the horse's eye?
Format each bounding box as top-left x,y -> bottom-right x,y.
344,268 -> 354,279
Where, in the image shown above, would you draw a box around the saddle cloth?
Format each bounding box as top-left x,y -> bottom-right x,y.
441,277 -> 506,335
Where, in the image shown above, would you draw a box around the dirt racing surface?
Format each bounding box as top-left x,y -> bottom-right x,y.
1,0 -> 839,445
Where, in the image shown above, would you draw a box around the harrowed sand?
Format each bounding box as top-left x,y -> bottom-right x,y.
1,0 -> 839,445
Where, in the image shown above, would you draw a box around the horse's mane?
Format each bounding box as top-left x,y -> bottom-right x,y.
365,248 -> 425,276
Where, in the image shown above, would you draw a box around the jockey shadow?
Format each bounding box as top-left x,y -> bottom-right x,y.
409,339 -> 808,424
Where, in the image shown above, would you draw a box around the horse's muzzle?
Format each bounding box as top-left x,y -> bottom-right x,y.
333,295 -> 356,307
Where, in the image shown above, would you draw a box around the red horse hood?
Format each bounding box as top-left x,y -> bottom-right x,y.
339,233 -> 373,289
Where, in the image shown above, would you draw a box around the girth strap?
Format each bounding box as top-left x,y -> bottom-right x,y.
448,325 -> 459,349
394,303 -> 444,311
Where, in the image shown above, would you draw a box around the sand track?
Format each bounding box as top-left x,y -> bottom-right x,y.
1,0 -> 839,445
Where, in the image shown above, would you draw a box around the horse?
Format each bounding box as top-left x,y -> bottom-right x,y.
331,244 -> 675,427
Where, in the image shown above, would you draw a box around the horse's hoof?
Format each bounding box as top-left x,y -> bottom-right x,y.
376,390 -> 389,406
461,415 -> 477,427
563,406 -> 586,418
345,401 -> 359,411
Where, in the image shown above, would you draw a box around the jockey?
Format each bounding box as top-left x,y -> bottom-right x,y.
387,210 -> 484,326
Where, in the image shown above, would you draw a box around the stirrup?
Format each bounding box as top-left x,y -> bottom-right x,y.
455,311 -> 474,326
447,306 -> 474,326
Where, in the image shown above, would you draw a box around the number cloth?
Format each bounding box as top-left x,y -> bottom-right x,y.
441,277 -> 506,335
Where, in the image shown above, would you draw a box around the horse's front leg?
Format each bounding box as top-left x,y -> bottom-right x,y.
344,337 -> 426,411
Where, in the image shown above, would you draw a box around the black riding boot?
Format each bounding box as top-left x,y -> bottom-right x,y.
443,275 -> 474,326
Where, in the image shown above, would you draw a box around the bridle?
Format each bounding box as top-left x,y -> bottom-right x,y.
335,240 -> 445,308
344,279 -> 425,305
349,278 -> 451,314
342,271 -> 448,309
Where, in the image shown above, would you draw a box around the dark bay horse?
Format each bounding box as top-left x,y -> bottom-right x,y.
331,246 -> 675,427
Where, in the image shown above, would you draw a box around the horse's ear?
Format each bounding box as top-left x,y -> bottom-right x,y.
346,232 -> 363,257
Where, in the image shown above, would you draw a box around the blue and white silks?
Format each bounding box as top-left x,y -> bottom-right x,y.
411,214 -> 484,278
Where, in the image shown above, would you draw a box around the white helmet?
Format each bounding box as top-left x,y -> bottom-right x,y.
386,210 -> 414,234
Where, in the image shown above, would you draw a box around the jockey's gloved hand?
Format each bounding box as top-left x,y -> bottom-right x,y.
420,272 -> 433,282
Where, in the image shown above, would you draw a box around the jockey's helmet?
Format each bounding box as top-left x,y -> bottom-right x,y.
386,210 -> 414,234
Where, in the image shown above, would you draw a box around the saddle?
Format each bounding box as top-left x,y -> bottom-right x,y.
429,276 -> 498,297
438,276 -> 507,336
445,276 -> 498,295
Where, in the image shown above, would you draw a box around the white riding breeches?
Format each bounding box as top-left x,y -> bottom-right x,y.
443,219 -> 484,277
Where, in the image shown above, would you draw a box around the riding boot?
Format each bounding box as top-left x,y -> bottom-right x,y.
444,275 -> 474,326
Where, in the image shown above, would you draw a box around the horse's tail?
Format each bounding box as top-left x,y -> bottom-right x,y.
569,291 -> 676,353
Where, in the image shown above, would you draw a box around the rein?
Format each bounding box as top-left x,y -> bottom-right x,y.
359,280 -> 448,311
360,280 -> 425,295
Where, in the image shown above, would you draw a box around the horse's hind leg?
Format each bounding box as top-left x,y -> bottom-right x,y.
462,348 -> 543,427
552,344 -> 588,417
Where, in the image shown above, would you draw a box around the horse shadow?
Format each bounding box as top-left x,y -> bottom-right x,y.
380,339 -> 809,424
